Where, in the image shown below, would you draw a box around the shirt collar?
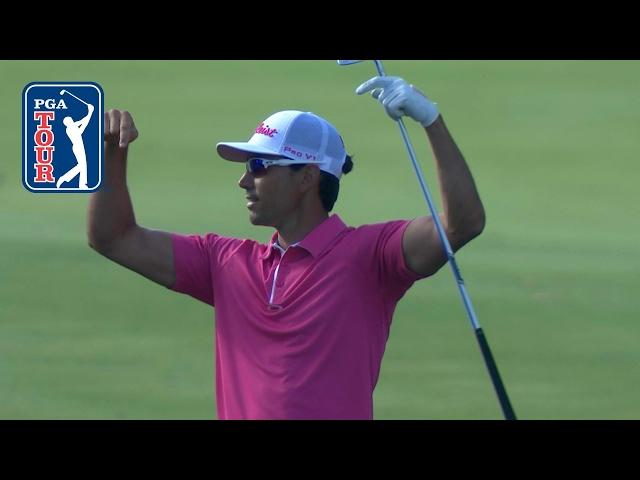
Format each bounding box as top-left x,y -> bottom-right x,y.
261,214 -> 348,259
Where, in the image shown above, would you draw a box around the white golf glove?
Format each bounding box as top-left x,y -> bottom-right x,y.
355,76 -> 439,127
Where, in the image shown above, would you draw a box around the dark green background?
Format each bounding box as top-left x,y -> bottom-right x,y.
2,61 -> 639,419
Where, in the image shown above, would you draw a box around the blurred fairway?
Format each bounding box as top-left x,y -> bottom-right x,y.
1,60 -> 639,419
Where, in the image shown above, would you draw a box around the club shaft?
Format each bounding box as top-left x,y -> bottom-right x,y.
64,90 -> 89,106
373,60 -> 516,420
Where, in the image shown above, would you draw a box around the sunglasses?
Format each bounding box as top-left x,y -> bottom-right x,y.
246,157 -> 315,175
246,157 -> 295,174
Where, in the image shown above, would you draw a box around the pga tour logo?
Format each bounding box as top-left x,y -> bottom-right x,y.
22,82 -> 103,193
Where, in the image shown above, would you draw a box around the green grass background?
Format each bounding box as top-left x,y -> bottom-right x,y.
1,60 -> 639,419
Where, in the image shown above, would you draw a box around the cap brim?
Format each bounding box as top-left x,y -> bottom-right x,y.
216,142 -> 282,163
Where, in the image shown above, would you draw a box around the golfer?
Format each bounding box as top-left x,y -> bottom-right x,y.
88,76 -> 486,420
57,103 -> 94,189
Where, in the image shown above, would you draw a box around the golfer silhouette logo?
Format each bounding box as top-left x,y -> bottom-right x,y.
57,91 -> 94,189
22,82 -> 104,193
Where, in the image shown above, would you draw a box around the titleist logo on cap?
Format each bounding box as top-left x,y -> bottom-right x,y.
255,123 -> 278,138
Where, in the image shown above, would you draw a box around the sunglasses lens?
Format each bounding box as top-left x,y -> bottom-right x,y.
247,158 -> 266,174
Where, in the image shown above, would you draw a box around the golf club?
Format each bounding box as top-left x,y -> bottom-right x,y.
60,89 -> 90,107
337,59 -> 516,420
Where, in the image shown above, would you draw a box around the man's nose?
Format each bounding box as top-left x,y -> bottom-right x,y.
238,170 -> 254,190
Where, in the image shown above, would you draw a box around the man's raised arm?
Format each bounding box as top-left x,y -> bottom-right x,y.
88,109 -> 175,288
356,76 -> 486,277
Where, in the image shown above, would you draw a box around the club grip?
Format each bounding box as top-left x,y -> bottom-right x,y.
475,328 -> 517,420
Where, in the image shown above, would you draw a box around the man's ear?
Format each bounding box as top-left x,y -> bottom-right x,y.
299,165 -> 321,193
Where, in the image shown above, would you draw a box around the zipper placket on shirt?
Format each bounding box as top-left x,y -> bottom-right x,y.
269,244 -> 287,305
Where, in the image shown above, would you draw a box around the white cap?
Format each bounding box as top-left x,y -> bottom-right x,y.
216,110 -> 347,179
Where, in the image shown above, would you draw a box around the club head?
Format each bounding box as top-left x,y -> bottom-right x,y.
336,60 -> 364,66
60,89 -> 66,95
337,59 -> 386,76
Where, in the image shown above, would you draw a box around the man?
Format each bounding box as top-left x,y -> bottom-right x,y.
88,75 -> 486,420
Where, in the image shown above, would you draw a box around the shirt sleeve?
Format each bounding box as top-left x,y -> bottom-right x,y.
169,232 -> 245,307
364,220 -> 429,302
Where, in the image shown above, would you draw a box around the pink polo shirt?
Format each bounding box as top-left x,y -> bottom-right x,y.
170,214 -> 426,419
